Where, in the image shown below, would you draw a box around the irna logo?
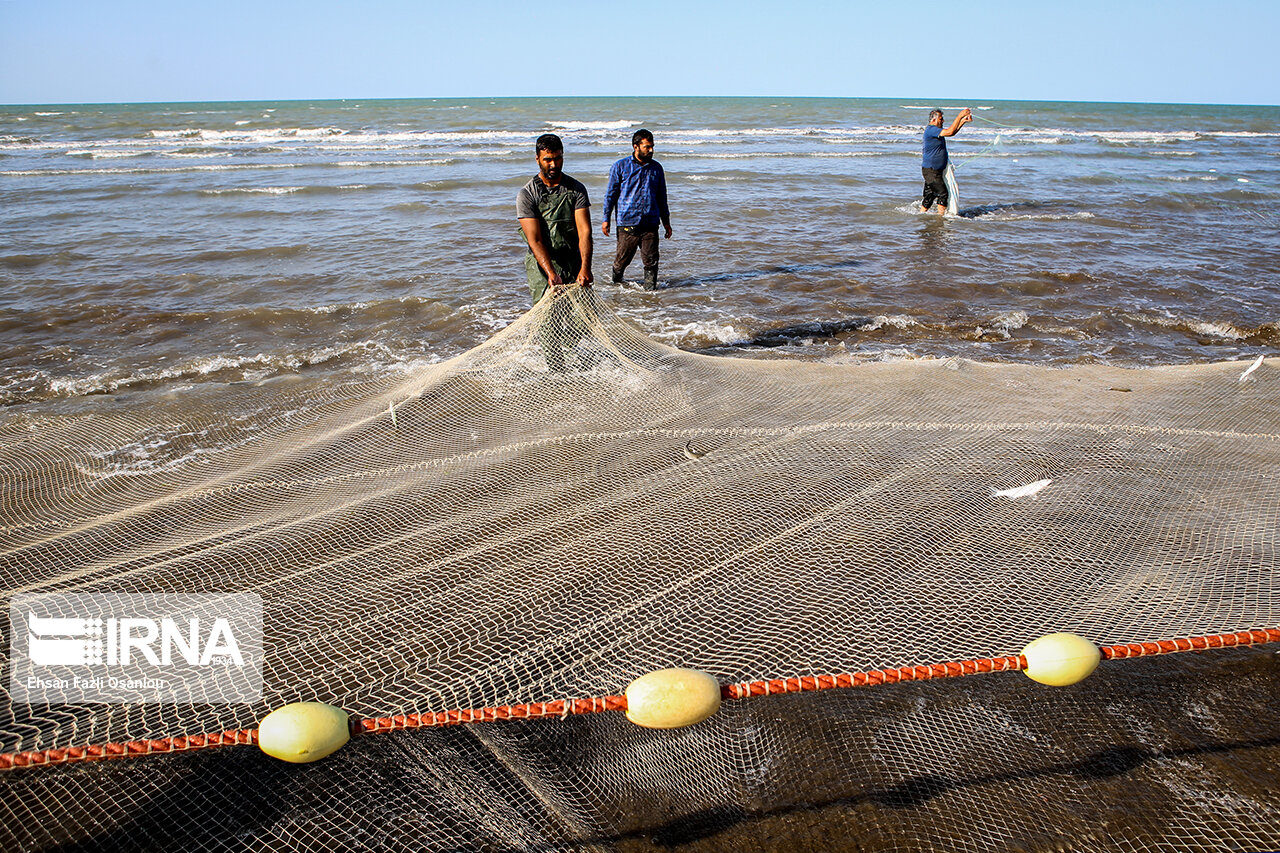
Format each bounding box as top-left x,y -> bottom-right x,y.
11,592 -> 263,704
26,612 -> 245,667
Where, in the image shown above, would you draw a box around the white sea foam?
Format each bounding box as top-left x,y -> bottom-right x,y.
993,311 -> 1029,331
149,126 -> 347,141
1147,314 -> 1248,340
199,186 -> 305,196
0,159 -> 444,178
44,340 -> 414,401
1190,320 -> 1247,339
831,347 -> 926,364
974,311 -> 1029,339
973,209 -> 1097,222
2,164 -> 287,176
162,151 -> 234,159
65,150 -> 145,159
646,124 -> 1202,146
653,320 -> 745,346
690,151 -> 880,160
0,122 -> 1224,161
861,314 -> 919,332
361,354 -> 445,377
1204,130 -> 1280,138
48,355 -> 272,397
332,159 -> 453,167
663,127 -> 844,139
546,120 -> 635,130
308,302 -> 371,314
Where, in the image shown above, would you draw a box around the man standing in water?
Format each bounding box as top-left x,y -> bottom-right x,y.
517,133 -> 593,371
518,133 -> 593,302
601,129 -> 672,291
921,107 -> 971,214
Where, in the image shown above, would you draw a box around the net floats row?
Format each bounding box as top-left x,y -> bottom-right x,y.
259,633 -> 1100,763
7,630 -> 1273,769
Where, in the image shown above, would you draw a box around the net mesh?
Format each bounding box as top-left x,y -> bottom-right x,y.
2,290 -> 1278,851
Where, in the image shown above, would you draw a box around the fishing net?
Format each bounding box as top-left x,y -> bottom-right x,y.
2,290 -> 1278,852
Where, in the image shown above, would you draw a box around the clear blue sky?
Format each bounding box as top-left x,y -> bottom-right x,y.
2,0 -> 1276,106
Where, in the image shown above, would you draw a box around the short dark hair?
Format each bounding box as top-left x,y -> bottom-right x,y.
632,128 -> 653,147
929,109 -> 944,123
536,133 -> 563,154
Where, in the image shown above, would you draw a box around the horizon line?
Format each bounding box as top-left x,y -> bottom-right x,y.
3,95 -> 1277,109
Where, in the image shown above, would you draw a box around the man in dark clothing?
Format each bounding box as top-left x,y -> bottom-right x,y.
517,134 -> 594,370
921,107 -> 971,214
601,129 -> 672,291
517,133 -> 593,303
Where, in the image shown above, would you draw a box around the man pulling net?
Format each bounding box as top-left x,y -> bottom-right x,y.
921,107 -> 972,216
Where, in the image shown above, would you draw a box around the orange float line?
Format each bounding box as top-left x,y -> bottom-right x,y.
0,728 -> 256,769
721,654 -> 1027,700
355,694 -> 628,733
1100,627 -> 1280,660
3,627 -> 1277,770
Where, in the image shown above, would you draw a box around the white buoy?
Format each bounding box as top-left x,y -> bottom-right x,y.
1021,632 -> 1101,686
625,668 -> 722,729
258,702 -> 350,763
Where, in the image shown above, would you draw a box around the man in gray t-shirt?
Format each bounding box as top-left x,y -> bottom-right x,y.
516,134 -> 594,372
517,133 -> 593,305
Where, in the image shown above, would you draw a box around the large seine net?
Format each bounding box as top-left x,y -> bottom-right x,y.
1,290 -> 1278,851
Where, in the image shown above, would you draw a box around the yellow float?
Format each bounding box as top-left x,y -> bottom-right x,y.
258,702 -> 350,763
1021,632 -> 1101,686
625,667 -> 722,729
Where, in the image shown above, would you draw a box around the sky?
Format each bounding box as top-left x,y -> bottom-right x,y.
1,0 -> 1277,106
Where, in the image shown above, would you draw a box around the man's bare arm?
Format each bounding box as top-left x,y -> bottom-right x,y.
574,207 -> 594,285
940,108 -> 973,138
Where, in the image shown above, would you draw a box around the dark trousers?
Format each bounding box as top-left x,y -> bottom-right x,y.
921,167 -> 949,210
612,224 -> 660,279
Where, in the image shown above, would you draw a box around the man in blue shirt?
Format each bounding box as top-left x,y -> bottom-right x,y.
602,129 -> 672,291
921,107 -> 971,214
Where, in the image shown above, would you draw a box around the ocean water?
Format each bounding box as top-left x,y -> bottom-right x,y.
1,97 -> 1277,413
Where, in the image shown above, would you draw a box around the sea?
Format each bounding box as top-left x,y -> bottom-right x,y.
1,97 -> 1277,415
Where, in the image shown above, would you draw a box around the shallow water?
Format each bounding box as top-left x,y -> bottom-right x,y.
2,97 -> 1277,415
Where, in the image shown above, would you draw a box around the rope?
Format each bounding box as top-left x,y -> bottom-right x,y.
1099,628 -> 1280,659
952,112 -> 1039,169
973,115 -> 1036,131
953,134 -> 1001,170
3,627 -> 1277,770
356,695 -> 628,734
0,728 -> 257,769
724,654 -> 1027,700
